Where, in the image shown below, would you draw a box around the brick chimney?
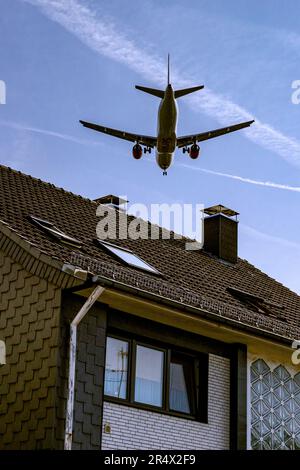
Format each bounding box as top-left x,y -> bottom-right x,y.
203,205 -> 239,264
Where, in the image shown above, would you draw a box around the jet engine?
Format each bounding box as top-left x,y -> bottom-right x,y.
132,143 -> 143,159
189,144 -> 200,159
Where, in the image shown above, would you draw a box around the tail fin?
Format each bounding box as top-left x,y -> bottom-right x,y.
174,85 -> 204,98
135,85 -> 164,98
167,53 -> 170,85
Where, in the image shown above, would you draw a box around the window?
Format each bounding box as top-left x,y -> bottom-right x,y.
29,216 -> 82,248
97,240 -> 160,274
227,286 -> 285,319
103,334 -> 207,420
135,345 -> 164,407
104,337 -> 129,399
169,353 -> 194,414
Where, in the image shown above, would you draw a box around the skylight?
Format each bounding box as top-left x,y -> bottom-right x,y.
227,287 -> 285,319
30,216 -> 82,248
97,240 -> 160,274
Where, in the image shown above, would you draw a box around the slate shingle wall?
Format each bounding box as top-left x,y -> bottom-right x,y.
0,251 -> 107,450
0,250 -> 61,449
101,354 -> 230,450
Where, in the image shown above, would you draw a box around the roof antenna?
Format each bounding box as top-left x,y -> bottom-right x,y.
167,53 -> 170,85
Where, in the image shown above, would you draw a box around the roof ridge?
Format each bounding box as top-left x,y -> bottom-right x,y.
0,163 -> 97,205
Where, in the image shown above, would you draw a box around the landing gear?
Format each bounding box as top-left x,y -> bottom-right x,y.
144,146 -> 152,154
182,146 -> 190,154
163,171 -> 167,176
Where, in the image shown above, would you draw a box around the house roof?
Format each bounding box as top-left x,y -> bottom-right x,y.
0,164 -> 299,342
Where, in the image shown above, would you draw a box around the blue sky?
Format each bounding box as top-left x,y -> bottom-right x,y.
1,0 -> 300,293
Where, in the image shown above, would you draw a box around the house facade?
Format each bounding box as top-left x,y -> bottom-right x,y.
0,165 -> 299,450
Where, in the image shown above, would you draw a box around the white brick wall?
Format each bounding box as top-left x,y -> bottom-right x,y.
101,354 -> 230,450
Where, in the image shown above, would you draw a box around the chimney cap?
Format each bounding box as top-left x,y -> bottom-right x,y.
203,204 -> 239,218
93,194 -> 128,206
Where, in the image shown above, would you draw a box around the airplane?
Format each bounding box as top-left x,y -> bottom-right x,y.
80,55 -> 254,175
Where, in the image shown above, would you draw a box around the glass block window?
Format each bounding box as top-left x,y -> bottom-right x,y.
251,359 -> 300,450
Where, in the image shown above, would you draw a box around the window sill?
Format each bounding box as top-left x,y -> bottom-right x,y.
103,396 -> 208,424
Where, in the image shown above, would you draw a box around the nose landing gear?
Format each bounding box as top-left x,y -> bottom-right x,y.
163,170 -> 168,176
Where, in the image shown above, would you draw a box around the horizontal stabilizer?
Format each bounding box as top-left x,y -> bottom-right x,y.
135,85 -> 165,98
174,85 -> 204,98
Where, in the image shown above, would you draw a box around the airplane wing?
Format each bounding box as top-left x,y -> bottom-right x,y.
176,120 -> 254,148
79,120 -> 157,148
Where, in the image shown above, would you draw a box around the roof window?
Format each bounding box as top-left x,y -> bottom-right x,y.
227,287 -> 285,319
30,216 -> 82,248
97,240 -> 160,275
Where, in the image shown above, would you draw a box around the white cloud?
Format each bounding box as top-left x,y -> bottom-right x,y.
179,164 -> 300,193
240,223 -> 300,251
0,120 -> 103,147
24,0 -> 300,169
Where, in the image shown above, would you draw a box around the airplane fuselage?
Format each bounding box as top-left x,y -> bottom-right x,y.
156,84 -> 178,171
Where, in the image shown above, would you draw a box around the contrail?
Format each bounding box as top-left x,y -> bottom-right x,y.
24,0 -> 300,168
240,224 -> 300,251
179,164 -> 300,193
0,120 -> 102,147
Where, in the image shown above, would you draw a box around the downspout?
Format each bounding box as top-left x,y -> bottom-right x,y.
64,285 -> 105,450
